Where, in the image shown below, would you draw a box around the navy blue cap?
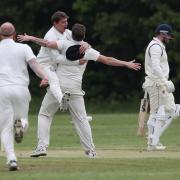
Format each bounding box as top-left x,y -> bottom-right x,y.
155,24 -> 173,36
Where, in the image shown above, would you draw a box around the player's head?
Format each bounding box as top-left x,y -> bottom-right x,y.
72,23 -> 86,41
0,22 -> 16,40
155,23 -> 173,44
51,11 -> 69,33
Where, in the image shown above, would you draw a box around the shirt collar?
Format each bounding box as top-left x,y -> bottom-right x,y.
0,38 -> 14,44
52,26 -> 64,36
71,39 -> 82,44
153,37 -> 165,48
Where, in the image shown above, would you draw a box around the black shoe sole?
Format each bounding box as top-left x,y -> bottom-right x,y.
30,153 -> 47,158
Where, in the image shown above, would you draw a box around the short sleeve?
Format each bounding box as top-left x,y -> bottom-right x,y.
24,45 -> 36,62
84,48 -> 100,61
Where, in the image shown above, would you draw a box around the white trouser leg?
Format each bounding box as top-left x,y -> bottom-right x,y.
151,105 -> 165,146
158,116 -> 173,138
1,117 -> 17,163
0,86 -> 30,163
44,66 -> 63,105
37,114 -> 53,147
37,90 -> 59,148
69,95 -> 95,151
147,114 -> 156,144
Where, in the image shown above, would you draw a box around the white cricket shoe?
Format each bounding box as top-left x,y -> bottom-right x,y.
14,119 -> 23,143
85,150 -> 97,158
147,143 -> 166,151
8,160 -> 18,171
60,91 -> 71,111
30,146 -> 47,157
156,142 -> 166,150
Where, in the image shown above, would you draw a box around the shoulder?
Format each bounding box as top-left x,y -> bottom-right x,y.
14,42 -> 31,49
65,29 -> 72,40
84,48 -> 100,61
44,27 -> 57,40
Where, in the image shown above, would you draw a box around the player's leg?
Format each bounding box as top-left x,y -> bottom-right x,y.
68,94 -> 96,158
158,93 -> 177,138
43,66 -> 63,106
147,114 -> 156,145
13,86 -> 31,143
31,90 -> 59,157
0,87 -> 18,170
148,87 -> 176,150
145,85 -> 159,148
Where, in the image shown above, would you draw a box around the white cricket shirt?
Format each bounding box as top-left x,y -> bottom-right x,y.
56,39 -> 100,89
37,27 -> 72,66
144,37 -> 169,85
0,39 -> 36,86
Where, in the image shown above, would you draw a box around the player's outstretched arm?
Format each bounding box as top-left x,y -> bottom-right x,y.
17,33 -> 58,49
97,55 -> 141,71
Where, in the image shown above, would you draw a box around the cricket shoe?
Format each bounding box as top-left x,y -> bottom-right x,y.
60,91 -> 71,111
156,142 -> 166,150
85,150 -> 97,158
30,146 -> 47,157
147,144 -> 166,151
14,119 -> 23,143
8,160 -> 18,171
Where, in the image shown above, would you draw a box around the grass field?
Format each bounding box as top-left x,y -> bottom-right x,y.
1,113 -> 180,180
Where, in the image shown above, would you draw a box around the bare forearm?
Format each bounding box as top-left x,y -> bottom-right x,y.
29,36 -> 48,47
103,57 -> 128,67
28,59 -> 47,79
98,55 -> 141,71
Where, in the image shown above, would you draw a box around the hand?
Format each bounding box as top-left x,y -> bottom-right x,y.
126,59 -> 141,71
40,79 -> 49,87
165,80 -> 175,93
79,59 -> 87,65
79,42 -> 91,54
17,33 -> 32,42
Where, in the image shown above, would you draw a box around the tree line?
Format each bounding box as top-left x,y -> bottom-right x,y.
1,0 -> 180,104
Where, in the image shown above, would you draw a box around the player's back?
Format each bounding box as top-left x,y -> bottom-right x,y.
0,39 -> 35,86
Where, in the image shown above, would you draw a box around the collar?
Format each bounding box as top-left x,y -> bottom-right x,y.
153,37 -> 165,48
0,38 -> 14,44
71,39 -> 82,44
52,26 -> 64,36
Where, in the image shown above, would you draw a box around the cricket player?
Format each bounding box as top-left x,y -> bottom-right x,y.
142,24 -> 180,151
18,23 -> 141,158
0,22 -> 48,171
35,11 -> 89,110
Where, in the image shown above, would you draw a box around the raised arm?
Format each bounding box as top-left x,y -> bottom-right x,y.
97,55 -> 141,71
17,33 -> 58,49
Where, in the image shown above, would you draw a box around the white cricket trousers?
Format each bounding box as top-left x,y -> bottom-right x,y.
145,84 -> 176,145
145,84 -> 176,114
43,65 -> 63,105
37,89 -> 95,151
0,85 -> 30,163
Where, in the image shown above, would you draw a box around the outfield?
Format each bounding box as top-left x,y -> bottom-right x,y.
1,113 -> 180,180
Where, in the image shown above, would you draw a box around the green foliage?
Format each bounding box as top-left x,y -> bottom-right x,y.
1,0 -> 180,102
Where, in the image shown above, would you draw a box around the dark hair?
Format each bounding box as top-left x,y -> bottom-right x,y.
72,23 -> 86,41
51,11 -> 69,24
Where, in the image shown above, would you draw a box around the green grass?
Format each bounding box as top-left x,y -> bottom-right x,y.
1,113 -> 180,180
